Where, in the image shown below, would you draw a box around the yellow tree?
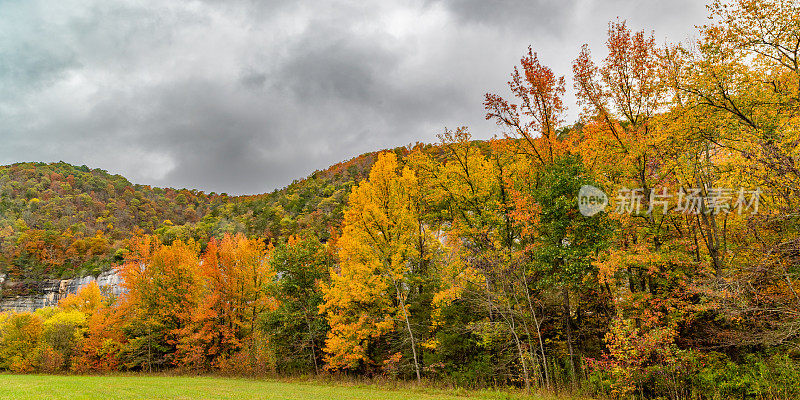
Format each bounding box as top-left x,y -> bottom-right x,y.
320,151 -> 424,381
661,0 -> 800,350
412,128 -> 550,390
59,281 -> 103,316
571,19 -> 683,300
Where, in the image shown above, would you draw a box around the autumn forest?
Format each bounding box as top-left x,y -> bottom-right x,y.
1,1 -> 800,398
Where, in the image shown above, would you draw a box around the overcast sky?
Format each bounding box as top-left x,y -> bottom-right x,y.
0,0 -> 708,195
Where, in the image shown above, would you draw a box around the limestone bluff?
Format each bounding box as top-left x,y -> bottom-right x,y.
0,270 -> 123,312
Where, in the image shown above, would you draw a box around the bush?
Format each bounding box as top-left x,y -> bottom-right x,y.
32,345 -> 65,372
588,350 -> 800,399
696,352 -> 800,400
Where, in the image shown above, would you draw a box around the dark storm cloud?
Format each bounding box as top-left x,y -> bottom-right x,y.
0,0 -> 707,195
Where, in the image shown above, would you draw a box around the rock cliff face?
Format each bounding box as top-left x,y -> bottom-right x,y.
0,270 -> 123,313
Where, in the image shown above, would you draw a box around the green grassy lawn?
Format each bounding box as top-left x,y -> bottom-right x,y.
0,375 -> 541,400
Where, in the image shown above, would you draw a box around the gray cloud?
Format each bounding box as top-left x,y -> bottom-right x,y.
0,0 -> 707,194
436,0 -> 576,37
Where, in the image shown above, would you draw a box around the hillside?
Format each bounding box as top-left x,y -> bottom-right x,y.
0,150 -> 385,281
0,162 -> 220,280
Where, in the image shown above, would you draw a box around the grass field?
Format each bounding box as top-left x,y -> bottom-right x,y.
0,375 -> 542,400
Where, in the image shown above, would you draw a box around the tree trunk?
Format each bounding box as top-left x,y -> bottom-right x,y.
562,287 -> 577,388
523,277 -> 550,389
509,311 -> 531,392
395,282 -> 421,383
305,312 -> 319,374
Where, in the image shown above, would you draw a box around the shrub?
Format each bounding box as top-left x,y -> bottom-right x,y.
0,312 -> 43,371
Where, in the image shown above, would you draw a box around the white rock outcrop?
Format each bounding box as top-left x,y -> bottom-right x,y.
0,270 -> 123,313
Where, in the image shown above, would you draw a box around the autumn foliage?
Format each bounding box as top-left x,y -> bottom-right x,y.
2,1 -> 800,398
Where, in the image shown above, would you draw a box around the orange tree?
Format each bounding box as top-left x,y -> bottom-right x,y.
118,236 -> 202,370
176,233 -> 275,371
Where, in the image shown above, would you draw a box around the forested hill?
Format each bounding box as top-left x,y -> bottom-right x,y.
0,148 -> 391,281
0,162 -> 219,280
